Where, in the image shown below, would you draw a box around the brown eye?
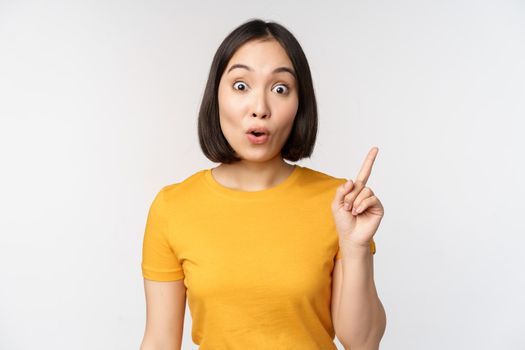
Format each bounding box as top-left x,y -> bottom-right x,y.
233,81 -> 248,91
272,84 -> 289,94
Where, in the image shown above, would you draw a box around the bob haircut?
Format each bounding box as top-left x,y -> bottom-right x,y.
197,18 -> 318,164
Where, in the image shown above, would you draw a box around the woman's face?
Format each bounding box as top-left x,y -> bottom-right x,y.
217,38 -> 299,162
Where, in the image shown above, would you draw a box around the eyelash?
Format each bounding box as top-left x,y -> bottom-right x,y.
232,81 -> 290,95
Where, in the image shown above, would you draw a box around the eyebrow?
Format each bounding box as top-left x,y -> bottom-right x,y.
226,63 -> 296,80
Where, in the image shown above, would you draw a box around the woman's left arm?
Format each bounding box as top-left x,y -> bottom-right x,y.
332,242 -> 386,350
330,146 -> 387,350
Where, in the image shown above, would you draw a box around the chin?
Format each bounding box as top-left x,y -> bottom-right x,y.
233,148 -> 272,160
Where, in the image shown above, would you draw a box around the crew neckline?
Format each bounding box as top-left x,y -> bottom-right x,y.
202,164 -> 302,200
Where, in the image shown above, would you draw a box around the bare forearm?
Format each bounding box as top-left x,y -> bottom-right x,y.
140,334 -> 181,350
336,242 -> 386,349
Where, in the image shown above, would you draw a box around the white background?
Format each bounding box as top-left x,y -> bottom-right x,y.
1,0 -> 524,349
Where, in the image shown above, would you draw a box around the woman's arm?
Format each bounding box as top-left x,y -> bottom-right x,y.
140,279 -> 186,350
332,244 -> 386,350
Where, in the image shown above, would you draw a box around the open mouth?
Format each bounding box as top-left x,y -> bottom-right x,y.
247,130 -> 269,144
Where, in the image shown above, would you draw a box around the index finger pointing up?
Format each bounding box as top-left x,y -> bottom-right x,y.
355,146 -> 379,185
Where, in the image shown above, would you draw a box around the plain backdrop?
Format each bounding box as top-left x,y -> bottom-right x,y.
1,0 -> 524,349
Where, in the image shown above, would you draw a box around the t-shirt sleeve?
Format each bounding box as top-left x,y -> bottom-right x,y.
335,238 -> 376,259
141,188 -> 185,281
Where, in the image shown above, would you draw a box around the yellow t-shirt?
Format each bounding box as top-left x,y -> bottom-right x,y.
141,165 -> 376,349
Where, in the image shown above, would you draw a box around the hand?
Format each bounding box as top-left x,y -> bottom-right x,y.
331,147 -> 384,248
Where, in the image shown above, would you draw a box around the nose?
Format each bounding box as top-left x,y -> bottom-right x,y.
251,90 -> 270,119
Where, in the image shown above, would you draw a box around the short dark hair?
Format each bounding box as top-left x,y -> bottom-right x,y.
197,18 -> 318,164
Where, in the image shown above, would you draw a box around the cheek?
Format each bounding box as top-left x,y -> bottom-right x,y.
286,100 -> 299,119
280,90 -> 299,114
218,100 -> 244,144
219,110 -> 243,140
276,97 -> 299,128
218,94 -> 238,131
218,90 -> 245,122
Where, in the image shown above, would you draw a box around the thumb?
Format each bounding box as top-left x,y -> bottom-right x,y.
332,179 -> 353,209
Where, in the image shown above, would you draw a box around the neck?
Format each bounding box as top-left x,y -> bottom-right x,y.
212,156 -> 295,192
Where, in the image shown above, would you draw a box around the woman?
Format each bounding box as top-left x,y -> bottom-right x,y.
140,18 -> 386,350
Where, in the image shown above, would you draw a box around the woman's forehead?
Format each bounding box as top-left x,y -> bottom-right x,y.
229,39 -> 292,66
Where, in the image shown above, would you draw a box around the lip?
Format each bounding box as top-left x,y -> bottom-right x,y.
246,133 -> 269,144
246,126 -> 270,135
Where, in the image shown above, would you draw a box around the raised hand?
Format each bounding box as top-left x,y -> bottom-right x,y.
331,147 -> 384,248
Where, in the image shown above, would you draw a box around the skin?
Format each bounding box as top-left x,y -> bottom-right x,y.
332,146 -> 384,249
212,37 -> 299,191
330,146 -> 387,349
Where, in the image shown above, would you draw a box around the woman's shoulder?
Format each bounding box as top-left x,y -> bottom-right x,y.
158,168 -> 208,197
299,165 -> 347,186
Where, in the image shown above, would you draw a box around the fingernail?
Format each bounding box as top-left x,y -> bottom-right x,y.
343,203 -> 350,210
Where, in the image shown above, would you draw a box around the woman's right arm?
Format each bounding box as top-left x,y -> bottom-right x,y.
140,278 -> 186,350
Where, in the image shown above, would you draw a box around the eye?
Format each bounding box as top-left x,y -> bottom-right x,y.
233,81 -> 248,91
272,84 -> 289,95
